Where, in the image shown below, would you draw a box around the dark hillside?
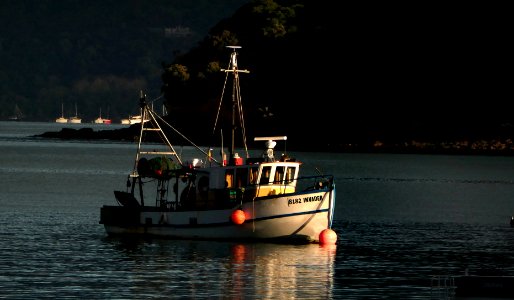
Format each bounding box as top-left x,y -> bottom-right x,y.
160,0 -> 513,153
31,0 -> 514,154
0,0 -> 250,121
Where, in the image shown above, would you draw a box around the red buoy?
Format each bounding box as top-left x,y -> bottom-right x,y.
319,228 -> 337,245
231,209 -> 246,225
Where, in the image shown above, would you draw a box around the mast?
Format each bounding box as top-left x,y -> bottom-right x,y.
221,46 -> 249,162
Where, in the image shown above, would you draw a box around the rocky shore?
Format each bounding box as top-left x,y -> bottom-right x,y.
35,127 -> 139,142
35,127 -> 514,156
330,138 -> 514,156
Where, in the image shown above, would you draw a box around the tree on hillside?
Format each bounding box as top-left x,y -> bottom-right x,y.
160,0 -> 340,148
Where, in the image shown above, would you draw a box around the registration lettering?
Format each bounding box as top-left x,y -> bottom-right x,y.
287,198 -> 302,206
287,195 -> 323,206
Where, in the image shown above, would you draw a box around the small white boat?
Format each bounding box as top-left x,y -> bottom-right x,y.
68,103 -> 81,124
121,114 -> 149,125
99,47 -> 337,244
129,114 -> 149,124
8,104 -> 24,121
55,103 -> 68,123
55,117 -> 68,123
94,108 -> 104,124
68,116 -> 81,124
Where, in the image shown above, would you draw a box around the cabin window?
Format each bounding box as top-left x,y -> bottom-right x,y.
249,166 -> 259,185
259,166 -> 272,184
285,167 -> 296,183
225,169 -> 234,188
236,168 -> 247,187
275,166 -> 285,184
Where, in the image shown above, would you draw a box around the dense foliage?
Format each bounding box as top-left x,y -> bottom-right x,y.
161,0 -> 342,148
161,0 -> 514,151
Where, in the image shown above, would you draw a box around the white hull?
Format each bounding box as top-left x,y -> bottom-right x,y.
69,103 -> 81,123
101,189 -> 335,243
94,108 -> 109,124
121,115 -> 149,124
68,117 -> 81,124
129,115 -> 149,124
56,103 -> 67,123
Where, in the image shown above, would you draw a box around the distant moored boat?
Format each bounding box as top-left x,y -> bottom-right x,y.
55,102 -> 68,123
94,108 -> 104,124
8,104 -> 24,121
68,103 -> 81,124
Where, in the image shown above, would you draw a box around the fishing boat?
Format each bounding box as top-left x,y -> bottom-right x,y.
99,47 -> 337,244
55,103 -> 68,123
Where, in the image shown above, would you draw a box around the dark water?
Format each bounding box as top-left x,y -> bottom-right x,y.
2,121 -> 514,299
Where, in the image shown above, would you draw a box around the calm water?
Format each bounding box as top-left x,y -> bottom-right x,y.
2,121 -> 514,299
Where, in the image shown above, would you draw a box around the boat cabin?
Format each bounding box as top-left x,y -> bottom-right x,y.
167,136 -> 300,210
205,159 -> 300,195
119,135 -> 302,211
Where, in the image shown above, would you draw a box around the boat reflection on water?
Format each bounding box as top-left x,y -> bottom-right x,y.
227,243 -> 337,299
105,238 -> 336,298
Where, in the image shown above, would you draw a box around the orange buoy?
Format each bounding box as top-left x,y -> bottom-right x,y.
231,209 -> 246,225
319,228 -> 337,245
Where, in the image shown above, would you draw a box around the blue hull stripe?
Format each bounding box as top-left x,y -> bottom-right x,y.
138,208 -> 331,229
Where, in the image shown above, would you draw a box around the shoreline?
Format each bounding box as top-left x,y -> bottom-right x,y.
34,127 -> 514,156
